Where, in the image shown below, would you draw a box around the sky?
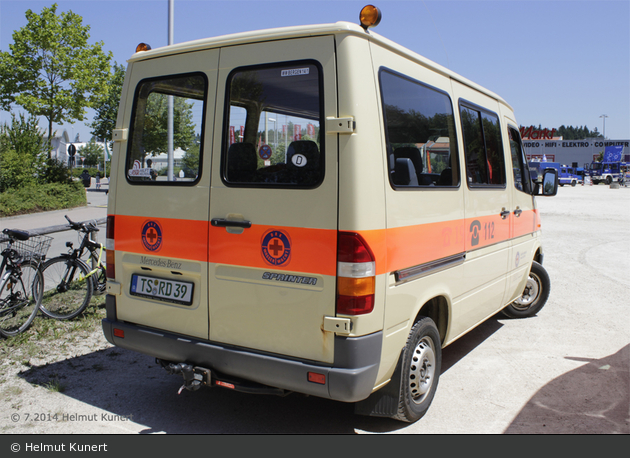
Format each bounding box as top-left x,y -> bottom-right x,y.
1,0 -> 629,141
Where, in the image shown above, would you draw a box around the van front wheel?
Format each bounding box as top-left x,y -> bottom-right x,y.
502,261 -> 550,318
393,317 -> 441,423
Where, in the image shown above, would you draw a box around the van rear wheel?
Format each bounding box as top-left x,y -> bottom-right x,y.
393,317 -> 441,423
502,261 -> 550,318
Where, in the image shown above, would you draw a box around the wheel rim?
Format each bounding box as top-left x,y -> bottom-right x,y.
408,336 -> 436,404
512,272 -> 541,311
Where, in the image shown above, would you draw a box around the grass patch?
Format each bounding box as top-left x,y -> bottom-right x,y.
0,181 -> 87,217
43,378 -> 66,393
0,294 -> 107,379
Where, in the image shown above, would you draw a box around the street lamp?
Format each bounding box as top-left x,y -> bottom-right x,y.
599,114 -> 608,139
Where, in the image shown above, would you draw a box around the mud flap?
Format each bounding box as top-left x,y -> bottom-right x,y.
353,349 -> 404,418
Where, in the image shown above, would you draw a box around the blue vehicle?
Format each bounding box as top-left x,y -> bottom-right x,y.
588,145 -> 628,185
529,161 -> 578,187
588,161 -> 628,185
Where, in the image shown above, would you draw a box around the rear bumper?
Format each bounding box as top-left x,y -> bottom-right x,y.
102,295 -> 382,402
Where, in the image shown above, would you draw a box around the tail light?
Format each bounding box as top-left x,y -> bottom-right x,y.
336,232 -> 375,315
106,215 -> 115,279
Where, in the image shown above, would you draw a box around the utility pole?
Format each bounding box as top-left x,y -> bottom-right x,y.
599,114 -> 608,139
167,0 -> 175,181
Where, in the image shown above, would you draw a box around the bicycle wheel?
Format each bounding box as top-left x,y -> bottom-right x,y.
40,257 -> 93,320
0,261 -> 43,337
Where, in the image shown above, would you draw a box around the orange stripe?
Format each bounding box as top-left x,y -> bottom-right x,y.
113,215 -> 337,276
513,209 -> 537,238
356,219 -> 466,276
115,215 -> 208,262
113,212 -> 538,278
208,224 -> 337,276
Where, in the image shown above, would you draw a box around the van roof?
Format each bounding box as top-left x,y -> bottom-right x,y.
129,21 -> 510,109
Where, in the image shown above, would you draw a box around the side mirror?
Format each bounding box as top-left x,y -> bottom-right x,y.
534,168 -> 558,196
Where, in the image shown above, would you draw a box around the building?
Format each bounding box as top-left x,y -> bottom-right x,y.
520,126 -> 629,167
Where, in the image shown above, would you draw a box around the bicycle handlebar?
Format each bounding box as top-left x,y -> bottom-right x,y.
65,215 -> 100,233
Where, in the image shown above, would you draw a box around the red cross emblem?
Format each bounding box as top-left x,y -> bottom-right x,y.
141,220 -> 163,252
261,230 -> 291,266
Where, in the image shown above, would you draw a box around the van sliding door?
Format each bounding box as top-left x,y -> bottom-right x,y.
453,80 -> 511,323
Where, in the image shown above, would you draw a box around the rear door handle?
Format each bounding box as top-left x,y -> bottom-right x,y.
211,218 -> 252,229
514,207 -> 522,217
500,208 -> 510,220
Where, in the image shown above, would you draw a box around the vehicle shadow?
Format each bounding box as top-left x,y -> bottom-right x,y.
504,344 -> 629,434
18,347 -> 356,434
17,316 -> 505,434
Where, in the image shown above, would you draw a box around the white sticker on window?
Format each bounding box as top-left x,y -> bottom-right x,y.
291,154 -> 307,167
281,68 -> 310,77
128,159 -> 152,177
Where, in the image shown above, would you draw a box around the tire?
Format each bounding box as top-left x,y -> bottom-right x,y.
393,317 -> 442,423
605,176 -> 612,185
40,257 -> 93,320
502,261 -> 550,318
0,261 -> 43,337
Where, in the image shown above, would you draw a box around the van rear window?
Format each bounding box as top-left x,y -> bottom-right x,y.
126,73 -> 207,184
379,69 -> 460,189
222,62 -> 324,188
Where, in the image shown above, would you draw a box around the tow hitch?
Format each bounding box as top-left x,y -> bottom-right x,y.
158,360 -> 211,394
157,359 -> 290,396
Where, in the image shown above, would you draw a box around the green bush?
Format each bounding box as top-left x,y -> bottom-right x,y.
0,113 -> 47,192
71,165 -> 111,178
0,181 -> 87,217
41,157 -> 74,185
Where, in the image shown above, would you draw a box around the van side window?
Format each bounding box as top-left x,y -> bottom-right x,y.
460,104 -> 506,187
223,62 -> 323,188
508,126 -> 532,194
126,73 -> 207,184
379,70 -> 460,189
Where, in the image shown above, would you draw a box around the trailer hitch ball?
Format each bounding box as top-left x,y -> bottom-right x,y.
157,359 -> 208,394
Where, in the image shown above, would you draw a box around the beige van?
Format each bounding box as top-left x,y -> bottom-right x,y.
103,6 -> 558,422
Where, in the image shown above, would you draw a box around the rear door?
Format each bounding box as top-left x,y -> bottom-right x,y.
207,36 -> 339,363
113,51 -> 217,339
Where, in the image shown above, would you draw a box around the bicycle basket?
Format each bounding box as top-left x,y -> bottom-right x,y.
0,234 -> 53,263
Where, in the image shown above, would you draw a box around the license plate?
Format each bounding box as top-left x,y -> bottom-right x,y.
130,274 -> 194,305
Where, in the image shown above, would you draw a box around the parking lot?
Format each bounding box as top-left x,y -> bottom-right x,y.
1,184 -> 628,434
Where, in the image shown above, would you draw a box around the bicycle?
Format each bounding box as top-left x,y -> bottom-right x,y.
0,229 -> 51,337
40,216 -> 106,320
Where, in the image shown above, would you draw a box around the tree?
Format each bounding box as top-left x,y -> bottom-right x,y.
0,113 -> 47,191
0,4 -> 112,156
78,140 -> 104,167
141,94 -> 197,156
90,63 -> 126,142
0,51 -> 15,111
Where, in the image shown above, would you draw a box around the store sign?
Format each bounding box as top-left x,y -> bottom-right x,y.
520,126 -> 557,140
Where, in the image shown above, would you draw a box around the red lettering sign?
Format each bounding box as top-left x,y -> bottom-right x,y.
520,126 -> 557,140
